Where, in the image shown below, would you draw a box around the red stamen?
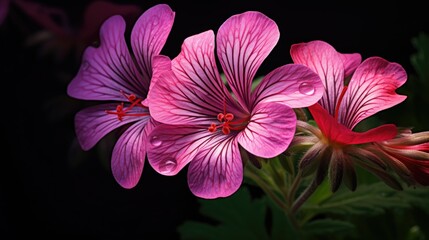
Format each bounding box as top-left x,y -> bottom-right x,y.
105,90 -> 149,121
334,86 -> 348,120
222,126 -> 231,135
217,113 -> 224,122
225,113 -> 234,121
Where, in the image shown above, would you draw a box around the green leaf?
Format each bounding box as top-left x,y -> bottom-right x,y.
178,187 -> 270,240
301,219 -> 355,237
411,32 -> 429,86
177,221 -> 224,240
266,195 -> 299,240
302,182 -> 410,216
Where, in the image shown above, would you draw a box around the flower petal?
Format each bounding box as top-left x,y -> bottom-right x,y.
148,38 -> 245,125
290,40 -> 345,115
74,103 -> 148,150
131,4 -> 174,90
188,135 -> 242,199
111,118 -> 150,189
340,53 -> 362,78
237,102 -> 296,158
339,57 -> 407,128
67,15 -> 144,101
251,64 -> 323,108
309,103 -> 397,145
147,125 -> 214,176
217,11 -> 279,108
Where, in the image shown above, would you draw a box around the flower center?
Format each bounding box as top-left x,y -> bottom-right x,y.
105,90 -> 149,121
208,101 -> 249,134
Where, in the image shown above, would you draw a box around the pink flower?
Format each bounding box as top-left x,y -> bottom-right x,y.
146,11 -> 324,199
67,4 -> 175,188
291,40 -> 408,191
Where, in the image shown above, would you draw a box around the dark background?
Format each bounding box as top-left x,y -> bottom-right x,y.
2,0 -> 428,239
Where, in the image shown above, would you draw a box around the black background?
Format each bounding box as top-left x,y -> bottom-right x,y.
2,0 -> 429,239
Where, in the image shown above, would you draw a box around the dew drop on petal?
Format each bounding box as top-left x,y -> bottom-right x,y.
152,17 -> 159,26
159,159 -> 177,174
299,82 -> 315,96
150,136 -> 162,147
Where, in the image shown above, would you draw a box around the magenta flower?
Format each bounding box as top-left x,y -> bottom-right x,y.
291,40 -> 408,191
67,4 -> 175,188
146,11 -> 324,199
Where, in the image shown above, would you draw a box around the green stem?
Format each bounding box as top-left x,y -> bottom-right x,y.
291,179 -> 319,215
244,164 -> 288,211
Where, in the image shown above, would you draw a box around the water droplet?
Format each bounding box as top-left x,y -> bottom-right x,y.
159,159 -> 177,174
150,136 -> 162,147
152,17 -> 159,26
299,82 -> 315,96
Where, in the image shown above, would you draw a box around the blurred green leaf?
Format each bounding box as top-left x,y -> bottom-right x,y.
301,219 -> 355,237
302,182 -> 410,216
178,187 -> 270,240
266,195 -> 299,240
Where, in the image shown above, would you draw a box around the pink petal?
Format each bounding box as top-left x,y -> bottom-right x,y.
0,0 -> 10,26
67,15 -> 145,101
131,4 -> 174,88
74,103 -> 149,150
290,40 -> 345,115
217,11 -> 279,108
188,135 -> 242,199
251,64 -> 323,108
340,53 -> 362,78
111,118 -> 151,189
309,103 -> 397,145
339,57 -> 407,129
78,0 -> 142,45
148,41 -> 244,125
147,125 -> 214,176
237,102 -> 296,158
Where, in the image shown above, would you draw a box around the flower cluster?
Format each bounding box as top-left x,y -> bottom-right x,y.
67,4 -> 429,200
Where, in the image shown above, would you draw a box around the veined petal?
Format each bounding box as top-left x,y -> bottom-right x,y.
149,54 -> 244,126
217,11 -> 279,108
339,57 -> 407,129
188,135 -> 242,199
147,125 -> 213,176
291,40 -> 345,115
111,118 -> 150,189
340,53 -> 362,78
67,15 -> 145,101
237,102 -> 296,158
251,64 -> 323,108
131,4 -> 174,90
172,31 -> 236,107
74,103 -> 147,150
309,103 -> 397,145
